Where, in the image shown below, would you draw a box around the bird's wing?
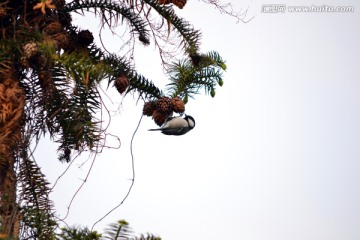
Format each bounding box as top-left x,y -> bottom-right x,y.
161,127 -> 188,135
163,117 -> 188,128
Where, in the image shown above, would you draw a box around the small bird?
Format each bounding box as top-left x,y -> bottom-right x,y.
149,115 -> 195,136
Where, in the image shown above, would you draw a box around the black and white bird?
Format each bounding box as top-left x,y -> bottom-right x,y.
149,115 -> 195,136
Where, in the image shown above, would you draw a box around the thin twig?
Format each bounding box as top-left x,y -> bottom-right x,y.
60,151 -> 99,221
91,113 -> 143,231
50,151 -> 81,191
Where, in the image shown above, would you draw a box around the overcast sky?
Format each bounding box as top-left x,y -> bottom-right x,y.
36,0 -> 360,239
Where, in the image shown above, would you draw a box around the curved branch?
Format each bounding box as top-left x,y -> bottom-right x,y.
63,0 -> 150,43
142,0 -> 202,52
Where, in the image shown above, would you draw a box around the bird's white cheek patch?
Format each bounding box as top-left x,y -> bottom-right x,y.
188,121 -> 195,128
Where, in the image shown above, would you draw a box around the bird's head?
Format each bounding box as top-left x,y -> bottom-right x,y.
184,115 -> 195,129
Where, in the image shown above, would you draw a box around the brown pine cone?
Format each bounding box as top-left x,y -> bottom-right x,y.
143,101 -> 156,116
114,75 -> 130,94
78,30 -> 94,46
158,0 -> 171,4
43,21 -> 63,35
172,97 -> 185,113
172,0 -> 187,9
38,69 -> 52,84
51,32 -> 71,50
23,42 -> 38,59
152,110 -> 169,127
20,56 -> 30,69
156,97 -> 173,114
58,11 -> 72,28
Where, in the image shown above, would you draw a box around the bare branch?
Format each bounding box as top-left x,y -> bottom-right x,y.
200,0 -> 254,23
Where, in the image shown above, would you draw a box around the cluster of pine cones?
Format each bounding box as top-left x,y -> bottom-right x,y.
20,28 -> 94,70
113,75 -> 186,127
143,97 -> 185,126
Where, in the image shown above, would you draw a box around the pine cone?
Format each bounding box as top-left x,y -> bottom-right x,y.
210,88 -> 215,97
52,32 -> 71,50
156,97 -> 173,114
43,21 -> 63,35
143,101 -> 156,116
152,110 -> 169,127
114,75 -> 130,94
158,0 -> 171,4
158,0 -> 186,8
20,56 -> 30,69
58,11 -> 72,28
172,0 -> 187,9
38,69 -> 52,84
172,97 -> 185,113
78,30 -> 94,46
139,34 -> 150,45
23,42 -> 38,59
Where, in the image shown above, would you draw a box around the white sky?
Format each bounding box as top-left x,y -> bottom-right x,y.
36,0 -> 360,239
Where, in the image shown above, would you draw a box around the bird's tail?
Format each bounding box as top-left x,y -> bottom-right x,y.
148,128 -> 162,131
